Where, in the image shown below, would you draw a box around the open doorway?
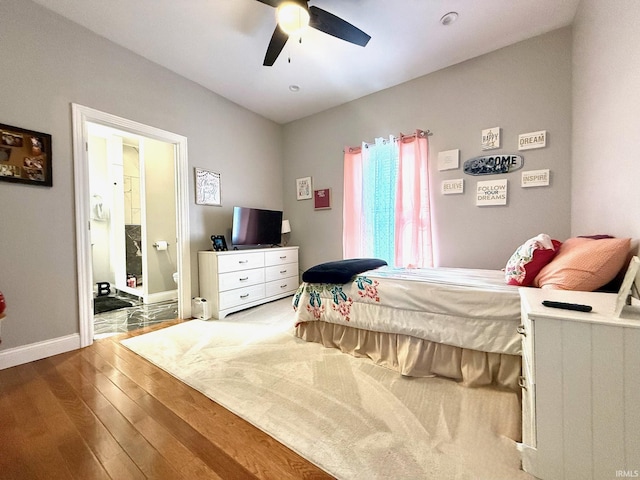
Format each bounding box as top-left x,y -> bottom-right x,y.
87,124 -> 179,337
72,104 -> 191,347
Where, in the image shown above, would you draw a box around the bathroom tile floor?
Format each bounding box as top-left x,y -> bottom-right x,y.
94,291 -> 179,339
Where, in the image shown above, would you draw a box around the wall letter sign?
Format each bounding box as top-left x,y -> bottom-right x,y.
476,179 -> 508,206
463,154 -> 523,176
481,127 -> 501,150
518,130 -> 547,150
442,178 -> 464,195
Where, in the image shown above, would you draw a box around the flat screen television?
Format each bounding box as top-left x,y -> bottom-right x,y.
231,206 -> 283,247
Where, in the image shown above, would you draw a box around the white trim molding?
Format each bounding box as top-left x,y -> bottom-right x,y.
71,104 -> 191,348
0,334 -> 81,370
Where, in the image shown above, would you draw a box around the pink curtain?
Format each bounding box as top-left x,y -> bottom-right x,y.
343,130 -> 433,267
343,146 -> 364,259
395,131 -> 433,268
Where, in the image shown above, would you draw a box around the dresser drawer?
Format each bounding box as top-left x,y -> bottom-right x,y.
217,252 -> 264,273
218,268 -> 265,292
265,249 -> 298,266
265,263 -> 298,282
266,276 -> 299,297
219,284 -> 265,310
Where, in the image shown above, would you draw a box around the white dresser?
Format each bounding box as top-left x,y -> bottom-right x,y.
519,288 -> 640,480
198,246 -> 299,319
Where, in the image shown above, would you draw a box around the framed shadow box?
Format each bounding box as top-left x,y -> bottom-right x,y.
0,123 -> 52,187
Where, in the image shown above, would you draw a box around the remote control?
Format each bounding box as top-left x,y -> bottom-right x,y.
542,300 -> 592,312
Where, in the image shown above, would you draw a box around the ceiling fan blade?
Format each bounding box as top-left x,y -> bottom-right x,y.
263,26 -> 289,66
254,0 -> 282,7
308,6 -> 371,47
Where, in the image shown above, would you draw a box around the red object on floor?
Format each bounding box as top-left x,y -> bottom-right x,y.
0,290 -> 5,315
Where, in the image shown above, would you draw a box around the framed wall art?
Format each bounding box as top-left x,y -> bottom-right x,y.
0,123 -> 52,186
437,149 -> 460,171
518,130 -> 547,150
442,178 -> 464,195
521,169 -> 550,188
195,167 -> 221,206
476,179 -> 508,206
296,176 -> 312,200
314,188 -> 331,210
481,127 -> 501,151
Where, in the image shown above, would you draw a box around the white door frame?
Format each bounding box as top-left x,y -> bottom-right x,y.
72,104 -> 191,347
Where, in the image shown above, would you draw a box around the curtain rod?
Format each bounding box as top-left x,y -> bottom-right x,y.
345,129 -> 432,153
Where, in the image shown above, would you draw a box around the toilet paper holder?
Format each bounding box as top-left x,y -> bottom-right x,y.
153,241 -> 170,250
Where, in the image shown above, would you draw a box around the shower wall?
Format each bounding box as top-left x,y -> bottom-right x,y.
123,145 -> 142,285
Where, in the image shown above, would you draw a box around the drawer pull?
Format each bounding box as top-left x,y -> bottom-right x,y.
280,284 -> 288,289
280,270 -> 287,274
517,325 -> 526,336
238,260 -> 249,264
240,293 -> 250,299
279,256 -> 287,259
518,375 -> 527,390
239,277 -> 249,281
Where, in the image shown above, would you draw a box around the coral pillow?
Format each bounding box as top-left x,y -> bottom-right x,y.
533,237 -> 631,291
505,234 -> 561,286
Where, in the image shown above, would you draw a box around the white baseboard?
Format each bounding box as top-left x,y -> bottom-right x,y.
0,333 -> 81,370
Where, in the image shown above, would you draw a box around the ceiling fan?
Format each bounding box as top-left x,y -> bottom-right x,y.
256,0 -> 371,66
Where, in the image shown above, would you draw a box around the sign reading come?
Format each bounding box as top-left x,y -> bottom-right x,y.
463,154 -> 524,176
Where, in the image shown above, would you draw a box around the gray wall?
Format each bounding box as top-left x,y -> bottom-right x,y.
0,0 -> 282,351
571,0 -> 640,243
283,28 -> 573,271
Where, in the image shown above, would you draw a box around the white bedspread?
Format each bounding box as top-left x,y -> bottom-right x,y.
292,266 -> 523,355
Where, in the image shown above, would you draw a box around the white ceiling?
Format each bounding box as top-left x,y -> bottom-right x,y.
32,0 -> 580,124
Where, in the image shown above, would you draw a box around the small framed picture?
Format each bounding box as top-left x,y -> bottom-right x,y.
195,167 -> 221,206
314,188 -> 331,210
0,123 -> 52,187
211,235 -> 228,251
296,176 -> 312,200
481,127 -> 501,151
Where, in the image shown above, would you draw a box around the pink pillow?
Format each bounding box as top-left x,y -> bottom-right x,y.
505,234 -> 562,286
533,237 -> 631,291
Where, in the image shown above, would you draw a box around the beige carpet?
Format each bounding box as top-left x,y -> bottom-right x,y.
121,299 -> 533,480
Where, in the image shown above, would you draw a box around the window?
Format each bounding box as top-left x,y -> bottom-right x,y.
343,130 -> 433,268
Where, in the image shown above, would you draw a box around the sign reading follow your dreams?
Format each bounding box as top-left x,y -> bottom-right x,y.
463,154 -> 524,176
476,179 -> 507,206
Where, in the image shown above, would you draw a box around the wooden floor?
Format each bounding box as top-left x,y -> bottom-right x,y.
0,319 -> 333,480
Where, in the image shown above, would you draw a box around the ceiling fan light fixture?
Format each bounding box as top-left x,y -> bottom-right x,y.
277,2 -> 310,36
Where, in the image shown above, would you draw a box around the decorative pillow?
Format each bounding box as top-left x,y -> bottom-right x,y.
533,236 -> 631,291
504,234 -> 561,286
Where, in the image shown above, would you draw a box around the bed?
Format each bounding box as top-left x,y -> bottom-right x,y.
292,235 -> 633,391
292,264 -> 523,390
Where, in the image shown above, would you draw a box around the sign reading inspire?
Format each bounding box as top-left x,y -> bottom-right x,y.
521,169 -> 550,187
476,179 -> 508,206
464,154 -> 524,175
